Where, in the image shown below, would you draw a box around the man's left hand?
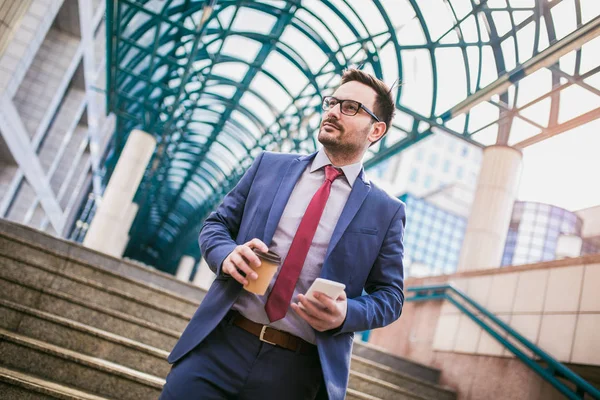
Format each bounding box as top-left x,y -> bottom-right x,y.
291,291 -> 347,332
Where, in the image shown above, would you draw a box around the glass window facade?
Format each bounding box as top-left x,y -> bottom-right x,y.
502,201 -> 584,266
371,159 -> 389,179
400,193 -> 467,277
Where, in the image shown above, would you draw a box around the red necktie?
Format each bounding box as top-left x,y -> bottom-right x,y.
265,165 -> 344,322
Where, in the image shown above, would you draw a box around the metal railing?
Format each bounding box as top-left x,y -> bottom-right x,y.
406,284 -> 600,400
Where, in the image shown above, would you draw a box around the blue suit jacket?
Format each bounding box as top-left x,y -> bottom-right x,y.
168,151 -> 406,400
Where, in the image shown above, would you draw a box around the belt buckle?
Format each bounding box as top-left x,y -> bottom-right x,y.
259,326 -> 277,346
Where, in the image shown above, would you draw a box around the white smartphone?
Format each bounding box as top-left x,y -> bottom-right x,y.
305,278 -> 346,302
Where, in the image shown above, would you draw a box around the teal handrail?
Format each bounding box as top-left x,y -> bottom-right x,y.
406,284 -> 600,400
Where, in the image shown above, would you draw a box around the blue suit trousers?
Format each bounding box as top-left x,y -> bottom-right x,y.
160,317 -> 324,399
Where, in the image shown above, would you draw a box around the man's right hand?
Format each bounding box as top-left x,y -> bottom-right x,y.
222,238 -> 269,285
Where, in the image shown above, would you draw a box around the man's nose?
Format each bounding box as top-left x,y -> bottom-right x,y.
326,103 -> 342,119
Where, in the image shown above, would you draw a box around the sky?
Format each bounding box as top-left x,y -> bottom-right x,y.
518,118 -> 600,211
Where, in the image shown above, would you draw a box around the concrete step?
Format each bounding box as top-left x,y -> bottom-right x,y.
0,279 -> 452,400
0,298 -> 171,378
352,340 -> 440,384
0,329 -> 164,400
0,272 -> 451,400
0,276 -> 179,351
0,219 -> 453,400
0,219 -> 206,301
0,234 -> 201,317
0,366 -> 109,400
345,387 -> 383,400
349,370 -> 428,400
0,255 -> 192,332
0,298 -> 450,400
351,355 -> 455,400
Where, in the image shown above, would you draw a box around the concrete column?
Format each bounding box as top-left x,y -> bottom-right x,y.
176,255 -> 196,282
110,202 -> 139,257
192,257 -> 215,290
457,145 -> 523,271
83,130 -> 155,256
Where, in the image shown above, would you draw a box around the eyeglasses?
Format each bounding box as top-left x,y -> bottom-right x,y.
321,96 -> 381,122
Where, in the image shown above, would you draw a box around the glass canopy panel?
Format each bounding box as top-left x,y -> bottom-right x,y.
220,35 -> 262,64
105,0 -> 599,268
230,6 -> 277,34
196,161 -> 225,184
239,92 -> 277,127
249,72 -> 293,113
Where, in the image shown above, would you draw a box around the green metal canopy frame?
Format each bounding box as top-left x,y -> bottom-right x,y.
103,0 -> 600,270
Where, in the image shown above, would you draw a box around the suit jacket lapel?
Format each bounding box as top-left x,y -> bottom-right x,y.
324,169 -> 371,261
263,153 -> 315,245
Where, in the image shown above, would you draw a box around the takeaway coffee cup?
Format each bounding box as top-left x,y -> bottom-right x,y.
243,249 -> 281,295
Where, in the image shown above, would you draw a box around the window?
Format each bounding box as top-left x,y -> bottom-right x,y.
448,139 -> 456,153
529,247 -> 543,259
531,235 -> 545,248
424,175 -> 433,189
461,145 -> 469,157
538,203 -> 551,214
409,168 -> 418,183
536,213 -> 549,226
420,213 -> 430,226
542,251 -> 554,261
429,153 -> 438,168
469,171 -> 477,185
425,254 -> 435,265
416,148 -> 424,161
372,160 -> 389,178
443,159 -> 451,173
457,166 -> 464,179
561,218 -> 577,235
525,202 -> 537,213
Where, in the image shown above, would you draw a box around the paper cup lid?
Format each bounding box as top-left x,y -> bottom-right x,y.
253,249 -> 281,264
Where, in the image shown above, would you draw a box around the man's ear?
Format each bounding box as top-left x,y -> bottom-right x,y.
368,122 -> 387,145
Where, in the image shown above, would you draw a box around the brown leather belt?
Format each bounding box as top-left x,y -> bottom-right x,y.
228,311 -> 317,354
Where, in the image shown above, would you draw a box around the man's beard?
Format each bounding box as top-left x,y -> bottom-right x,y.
318,118 -> 344,146
318,119 -> 369,154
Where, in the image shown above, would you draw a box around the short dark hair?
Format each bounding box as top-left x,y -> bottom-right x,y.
340,68 -> 396,136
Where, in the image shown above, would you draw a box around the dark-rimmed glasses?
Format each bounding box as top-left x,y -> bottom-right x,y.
322,96 -> 381,122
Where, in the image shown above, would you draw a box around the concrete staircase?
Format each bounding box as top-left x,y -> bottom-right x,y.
0,219 -> 456,400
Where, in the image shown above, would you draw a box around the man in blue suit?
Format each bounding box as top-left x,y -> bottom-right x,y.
161,69 -> 405,400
